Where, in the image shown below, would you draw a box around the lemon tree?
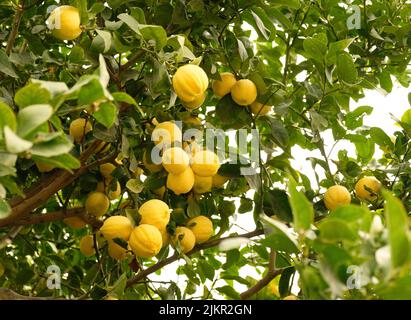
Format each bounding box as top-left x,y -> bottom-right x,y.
0,0 -> 410,301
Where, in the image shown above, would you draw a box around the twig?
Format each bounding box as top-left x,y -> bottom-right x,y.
5,0 -> 25,55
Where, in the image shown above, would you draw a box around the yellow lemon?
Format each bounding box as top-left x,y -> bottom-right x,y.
95,141 -> 111,154
98,180 -> 122,200
355,177 -> 381,201
212,174 -> 229,188
172,64 -> 209,102
69,118 -> 92,143
129,224 -> 163,258
143,150 -> 162,173
212,72 -> 237,98
193,175 -> 212,194
85,192 -> 110,217
230,79 -> 257,106
79,235 -> 95,257
283,295 -> 298,300
167,167 -> 195,195
47,6 -> 82,41
250,101 -> 272,116
100,216 -> 133,241
172,226 -> 196,253
162,147 -> 190,174
187,215 -> 213,244
100,163 -> 116,179
324,185 -> 351,211
191,150 -> 220,177
182,93 -> 206,110
63,216 -> 86,229
152,121 -> 182,146
159,227 -> 170,247
108,240 -> 128,260
139,199 -> 170,230
35,162 -> 54,173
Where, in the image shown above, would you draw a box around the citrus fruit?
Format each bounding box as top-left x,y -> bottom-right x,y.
69,118 -> 92,143
166,166 -> 195,195
172,226 -> 196,253
212,174 -> 229,188
355,176 -> 381,201
152,121 -> 182,146
191,150 -> 220,177
212,72 -> 237,98
129,224 -> 163,258
79,235 -> 95,257
99,163 -> 116,179
182,93 -> 206,110
85,192 -> 110,217
100,216 -> 133,241
193,175 -> 212,194
63,216 -> 86,229
143,150 -> 162,173
108,240 -> 128,260
250,101 -> 272,116
172,64 -> 209,102
230,79 -> 257,106
323,185 -> 351,211
35,162 -> 54,173
162,147 -> 190,174
47,6 -> 82,41
187,215 -> 213,244
139,199 -> 170,230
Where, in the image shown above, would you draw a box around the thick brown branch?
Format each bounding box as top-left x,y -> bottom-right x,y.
126,229 -> 264,288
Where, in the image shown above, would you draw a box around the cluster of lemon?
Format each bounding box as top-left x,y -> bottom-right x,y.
323,176 -> 382,210
79,199 -> 214,259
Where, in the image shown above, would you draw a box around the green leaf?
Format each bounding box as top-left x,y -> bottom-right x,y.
0,199 -> 11,219
329,205 -> 372,232
95,30 -> 112,53
327,38 -> 355,64
260,215 -> 299,253
238,197 -> 253,213
93,101 -> 117,128
14,83 -> 51,109
287,176 -> 314,232
303,37 -> 327,62
345,105 -> 373,130
216,285 -> 240,299
250,10 -> 272,40
263,189 -> 293,222
0,49 -> 17,78
78,78 -> 105,105
268,118 -> 289,148
336,52 -> 358,84
346,134 -> 375,163
112,92 -> 137,106
17,104 -> 53,138
270,0 -> 300,9
378,70 -> 393,93
31,134 -> 73,157
126,179 -> 144,194
110,273 -> 127,297
32,154 -> 80,172
382,189 -> 410,269
4,126 -> 33,154
318,219 -> 358,242
0,101 -> 16,131
369,127 -> 394,150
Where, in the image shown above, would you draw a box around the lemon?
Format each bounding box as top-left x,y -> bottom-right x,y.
47,6 -> 82,41
324,185 -> 351,211
187,215 -> 213,244
191,150 -> 220,177
129,224 -> 163,258
63,216 -> 86,229
212,174 -> 229,188
105,295 -> 119,300
172,226 -> 196,253
355,177 -> 381,201
159,227 -> 170,247
167,167 -> 195,195
182,93 -> 206,110
95,141 -> 111,154
193,175 -> 212,194
172,64 -> 209,102
100,163 -> 116,179
152,121 -> 182,146
100,216 -> 133,241
230,79 -> 257,106
283,295 -> 298,300
108,240 -> 128,260
69,118 -> 92,143
162,147 -> 190,174
35,162 -> 54,173
153,186 -> 166,198
79,235 -> 95,257
97,180 -> 122,200
139,199 -> 170,230
212,72 -> 237,98
250,101 -> 272,116
0,262 -> 5,278
143,150 -> 162,173
85,192 -> 110,217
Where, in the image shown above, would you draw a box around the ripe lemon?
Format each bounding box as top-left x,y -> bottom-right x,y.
143,150 -> 162,173
230,79 -> 257,106
212,174 -> 229,188
79,235 -> 95,257
152,121 -> 182,146
35,162 -> 54,173
172,226 -> 196,253
172,64 -> 209,102
283,295 -> 298,300
129,224 -> 163,258
97,180 -> 122,200
139,199 -> 170,230
63,216 -> 86,229
105,295 -> 119,300
182,93 -> 206,110
212,72 -> 237,98
355,177 -> 381,201
159,227 -> 170,247
191,150 -> 220,177
47,6 -> 82,41
85,192 -> 110,217
100,163 -> 116,179
167,167 -> 195,195
250,101 -> 272,116
324,185 -> 351,211
187,215 -> 213,244
95,141 -> 111,154
100,216 -> 133,241
193,175 -> 212,194
69,118 -> 92,143
162,147 -> 190,174
108,240 -> 128,260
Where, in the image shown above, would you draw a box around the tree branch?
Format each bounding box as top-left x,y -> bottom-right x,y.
119,50 -> 145,72
126,229 -> 264,288
6,0 -> 25,55
240,250 -> 283,300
